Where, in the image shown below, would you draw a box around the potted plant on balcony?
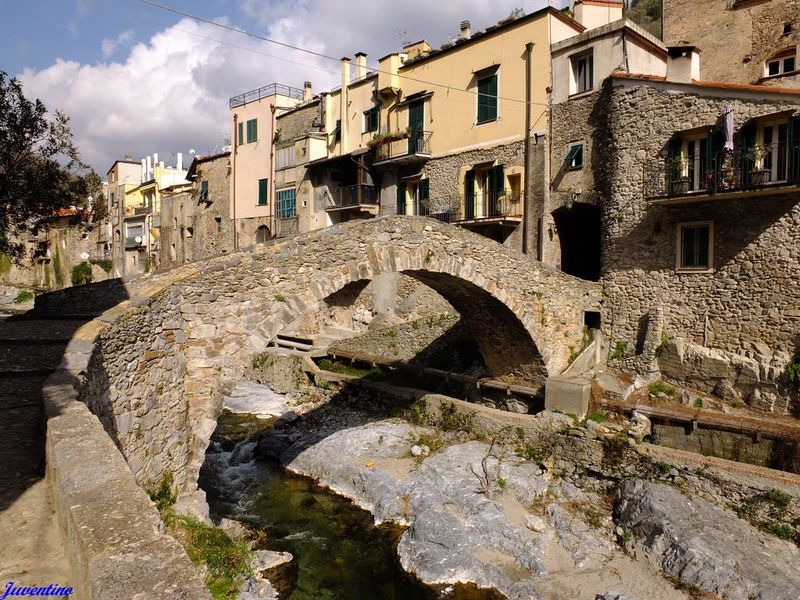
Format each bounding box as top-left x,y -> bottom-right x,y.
666,157 -> 689,195
745,146 -> 771,185
367,128 -> 412,149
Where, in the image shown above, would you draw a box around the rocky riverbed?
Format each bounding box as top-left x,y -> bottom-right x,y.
204,378 -> 800,600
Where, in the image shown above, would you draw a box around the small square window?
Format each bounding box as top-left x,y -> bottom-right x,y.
768,60 -> 781,76
477,74 -> 498,124
566,142 -> 585,170
677,222 -> 713,271
364,107 -> 379,133
785,56 -> 796,73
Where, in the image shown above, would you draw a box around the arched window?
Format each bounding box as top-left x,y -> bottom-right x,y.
255,225 -> 270,244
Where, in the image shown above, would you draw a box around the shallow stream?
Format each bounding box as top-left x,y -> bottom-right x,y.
200,406 -> 502,600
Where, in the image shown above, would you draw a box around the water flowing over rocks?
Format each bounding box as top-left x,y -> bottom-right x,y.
279,420 -> 689,600
617,479 -> 800,600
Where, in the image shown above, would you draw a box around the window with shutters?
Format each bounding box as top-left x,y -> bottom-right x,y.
570,52 -> 593,95
246,118 -> 258,143
566,142 -> 585,170
238,122 -> 244,146
477,74 -> 498,124
364,106 -> 379,133
463,164 -> 506,219
676,222 -> 713,272
276,188 -> 296,219
276,146 -> 295,170
257,178 -> 268,206
199,180 -> 209,202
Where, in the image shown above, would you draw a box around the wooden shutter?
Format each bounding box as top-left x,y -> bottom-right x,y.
788,115 -> 800,182
477,76 -> 497,123
238,122 -> 244,146
739,121 -> 757,186
464,170 -> 475,219
419,178 -> 430,216
396,182 -> 406,215
258,179 -> 268,206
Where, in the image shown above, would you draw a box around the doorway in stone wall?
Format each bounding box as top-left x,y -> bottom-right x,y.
552,202 -> 601,281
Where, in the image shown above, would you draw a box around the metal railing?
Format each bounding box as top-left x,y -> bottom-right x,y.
229,83 -> 306,109
327,184 -> 379,209
125,236 -> 144,249
375,130 -> 432,162
644,143 -> 800,200
427,190 -> 523,223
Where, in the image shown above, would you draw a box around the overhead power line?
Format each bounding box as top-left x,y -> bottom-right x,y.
138,0 -> 549,108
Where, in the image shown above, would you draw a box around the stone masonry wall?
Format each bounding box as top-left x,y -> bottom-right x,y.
601,80 -> 800,380
192,154 -> 233,260
664,0 -> 800,86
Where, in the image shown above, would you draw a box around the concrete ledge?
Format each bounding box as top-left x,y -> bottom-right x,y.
41,290 -> 211,599
544,376 -> 591,418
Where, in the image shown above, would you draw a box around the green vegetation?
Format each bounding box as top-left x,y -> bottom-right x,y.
401,398 -> 431,426
14,290 -> 33,303
648,381 -> 676,397
624,0 -> 662,38
655,331 -> 674,357
611,340 -> 628,360
601,434 -> 629,469
251,352 -> 270,370
317,358 -> 388,381
655,461 -> 672,475
146,471 -> 253,600
438,401 -> 475,434
144,470 -> 177,511
53,248 -> 64,287
274,293 -> 286,302
786,349 -> 800,388
425,248 -> 434,263
89,258 -> 112,273
761,521 -> 796,540
620,530 -> 632,545
71,261 -> 93,286
693,398 -> 704,409
766,488 -> 792,511
586,411 -> 608,424
0,252 -> 10,276
408,431 -> 445,454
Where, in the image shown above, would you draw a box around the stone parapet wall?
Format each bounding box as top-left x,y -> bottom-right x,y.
41,298 -> 210,599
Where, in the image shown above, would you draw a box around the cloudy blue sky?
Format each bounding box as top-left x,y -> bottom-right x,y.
2,0 -> 567,175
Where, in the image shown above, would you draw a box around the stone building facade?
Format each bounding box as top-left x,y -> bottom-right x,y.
663,0 -> 800,86
563,74 -> 800,411
159,153 -> 233,270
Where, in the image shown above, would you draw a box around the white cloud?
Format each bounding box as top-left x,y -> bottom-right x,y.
101,29 -> 135,59
19,0 -> 569,175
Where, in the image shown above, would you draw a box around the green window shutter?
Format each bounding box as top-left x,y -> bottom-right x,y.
366,107 -> 378,132
464,170 -> 475,219
396,182 -> 406,215
477,75 -> 498,123
492,164 -> 504,194
258,178 -> 268,206
199,180 -> 209,201
788,115 -> 800,181
419,178 -> 430,216
739,122 -> 757,185
238,122 -> 244,146
247,119 -> 257,143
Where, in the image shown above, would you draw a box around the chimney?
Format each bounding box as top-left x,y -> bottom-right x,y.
153,152 -> 158,167
340,57 -> 351,151
176,152 -> 183,171
145,155 -> 152,181
666,46 -> 701,84
460,20 -> 471,40
141,159 -> 146,182
355,52 -> 367,79
303,81 -> 313,101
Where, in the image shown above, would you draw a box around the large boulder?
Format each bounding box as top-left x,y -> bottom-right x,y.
616,479 -> 800,600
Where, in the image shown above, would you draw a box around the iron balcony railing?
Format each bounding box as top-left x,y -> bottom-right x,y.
427,190 -> 524,223
125,236 -> 144,249
644,142 -> 800,200
229,83 -> 306,109
327,184 -> 379,209
375,130 -> 432,162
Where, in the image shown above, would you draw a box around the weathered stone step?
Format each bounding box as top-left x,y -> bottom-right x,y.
0,319 -> 83,341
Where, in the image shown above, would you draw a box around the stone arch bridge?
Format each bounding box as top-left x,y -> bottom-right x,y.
77,216 -> 600,503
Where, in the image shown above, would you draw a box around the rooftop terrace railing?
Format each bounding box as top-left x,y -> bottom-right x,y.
229,83 -> 306,109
